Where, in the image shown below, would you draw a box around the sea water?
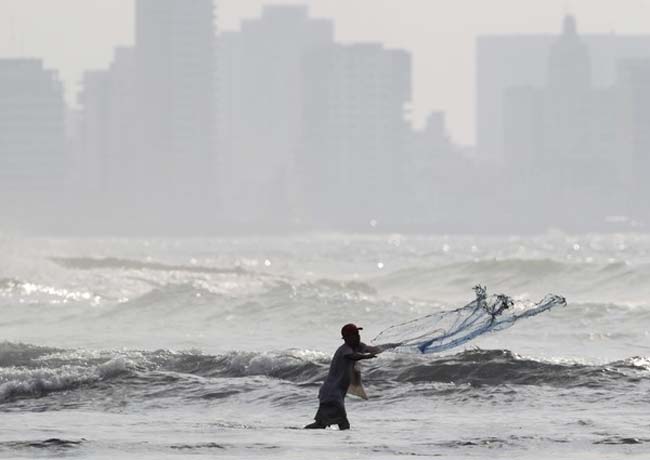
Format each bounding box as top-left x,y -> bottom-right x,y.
1,233 -> 650,459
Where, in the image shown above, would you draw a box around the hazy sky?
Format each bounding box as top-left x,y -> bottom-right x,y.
1,0 -> 649,144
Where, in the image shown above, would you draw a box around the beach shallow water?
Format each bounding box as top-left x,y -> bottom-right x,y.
1,233 -> 649,459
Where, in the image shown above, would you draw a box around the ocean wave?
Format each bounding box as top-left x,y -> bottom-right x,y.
0,438 -> 84,450
2,343 -> 649,406
170,442 -> 227,450
384,258 -> 642,278
309,279 -> 377,295
203,350 -> 328,381
0,344 -> 328,404
0,278 -> 21,290
0,342 -> 63,367
95,276 -> 381,321
594,436 -> 649,445
0,355 -> 132,403
50,257 -> 248,276
364,349 -> 638,387
372,259 -> 650,304
100,283 -> 222,316
0,278 -> 98,304
376,259 -> 572,286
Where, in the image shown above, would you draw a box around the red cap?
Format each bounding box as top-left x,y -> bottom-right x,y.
341,323 -> 363,337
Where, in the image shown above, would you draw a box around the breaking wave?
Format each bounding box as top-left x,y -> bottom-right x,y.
2,342 -> 649,406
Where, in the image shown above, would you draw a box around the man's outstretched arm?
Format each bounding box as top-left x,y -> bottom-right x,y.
346,352 -> 377,361
363,343 -> 401,354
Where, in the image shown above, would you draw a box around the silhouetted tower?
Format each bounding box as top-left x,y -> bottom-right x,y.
216,6 -> 334,226
544,15 -> 593,169
0,59 -> 66,224
477,17 -> 650,162
615,59 -> 650,219
548,16 -> 591,92
79,47 -> 136,214
301,44 -> 412,226
502,16 -> 621,227
135,0 -> 217,228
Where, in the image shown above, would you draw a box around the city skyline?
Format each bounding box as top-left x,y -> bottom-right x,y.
3,0 -> 650,144
1,1 -> 650,234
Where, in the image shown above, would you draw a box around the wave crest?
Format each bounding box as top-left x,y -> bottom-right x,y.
0,356 -> 131,403
50,257 -> 247,275
2,342 -> 648,406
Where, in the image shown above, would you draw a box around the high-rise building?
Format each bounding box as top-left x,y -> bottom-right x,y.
543,16 -> 594,173
135,0 -> 217,227
614,59 -> 650,220
502,16 -> 633,227
216,6 -> 334,226
477,16 -> 650,162
300,43 -> 412,226
547,16 -> 591,91
0,59 -> 66,224
78,47 -> 136,217
407,112 -> 469,228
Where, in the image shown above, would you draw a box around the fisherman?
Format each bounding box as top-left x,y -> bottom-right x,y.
304,323 -> 381,430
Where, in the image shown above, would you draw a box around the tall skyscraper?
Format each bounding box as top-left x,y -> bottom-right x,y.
547,16 -> 591,91
477,16 -> 650,162
407,112 -> 469,228
0,59 -> 66,226
543,15 -> 594,172
135,0 -> 217,228
216,6 -> 334,226
300,43 -> 412,226
502,16 -> 635,227
614,59 -> 650,220
79,47 -> 136,209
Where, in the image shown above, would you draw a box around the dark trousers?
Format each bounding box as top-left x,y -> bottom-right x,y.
304,401 -> 350,430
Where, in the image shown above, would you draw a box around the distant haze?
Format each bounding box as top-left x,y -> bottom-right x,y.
2,0 -> 649,144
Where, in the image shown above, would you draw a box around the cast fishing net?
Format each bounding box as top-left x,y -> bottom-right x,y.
373,286 -> 566,354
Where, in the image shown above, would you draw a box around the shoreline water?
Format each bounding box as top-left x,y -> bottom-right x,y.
1,233 -> 648,459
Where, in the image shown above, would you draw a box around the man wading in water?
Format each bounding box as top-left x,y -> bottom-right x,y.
304,323 -> 382,430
